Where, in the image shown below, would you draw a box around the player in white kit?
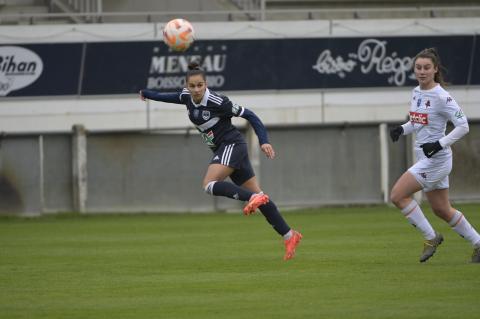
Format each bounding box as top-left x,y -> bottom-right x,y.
389,48 -> 480,263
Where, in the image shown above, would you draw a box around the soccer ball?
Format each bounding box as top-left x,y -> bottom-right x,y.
162,18 -> 195,52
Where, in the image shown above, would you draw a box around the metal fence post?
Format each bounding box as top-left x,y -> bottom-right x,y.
379,123 -> 389,203
72,124 -> 88,213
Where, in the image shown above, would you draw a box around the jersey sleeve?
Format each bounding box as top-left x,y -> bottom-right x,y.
438,94 -> 469,147
141,89 -> 183,104
219,95 -> 245,117
219,95 -> 269,145
401,121 -> 415,135
440,94 -> 468,127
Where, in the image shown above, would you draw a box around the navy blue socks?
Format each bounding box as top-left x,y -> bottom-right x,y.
210,181 -> 253,201
259,201 -> 291,236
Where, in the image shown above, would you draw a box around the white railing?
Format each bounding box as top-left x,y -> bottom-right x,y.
0,5 -> 479,24
49,0 -> 102,23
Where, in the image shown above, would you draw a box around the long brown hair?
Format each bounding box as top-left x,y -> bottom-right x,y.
414,48 -> 447,88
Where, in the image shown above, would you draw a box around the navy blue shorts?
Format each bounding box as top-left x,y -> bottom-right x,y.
209,142 -> 255,185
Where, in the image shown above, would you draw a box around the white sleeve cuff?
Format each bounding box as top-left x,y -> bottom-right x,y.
401,122 -> 414,135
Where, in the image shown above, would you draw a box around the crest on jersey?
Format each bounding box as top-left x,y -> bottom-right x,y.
202,110 -> 211,120
425,100 -> 430,108
455,110 -> 464,119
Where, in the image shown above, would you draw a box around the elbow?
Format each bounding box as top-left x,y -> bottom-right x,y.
459,123 -> 469,137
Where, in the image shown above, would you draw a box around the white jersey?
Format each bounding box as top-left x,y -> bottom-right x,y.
402,84 -> 468,155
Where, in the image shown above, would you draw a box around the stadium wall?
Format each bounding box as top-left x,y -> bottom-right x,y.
1,121 -> 479,215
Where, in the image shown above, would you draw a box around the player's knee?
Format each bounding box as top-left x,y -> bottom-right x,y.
204,181 -> 216,195
390,190 -> 404,207
431,206 -> 449,218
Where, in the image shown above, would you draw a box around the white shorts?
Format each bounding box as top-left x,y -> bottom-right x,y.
408,148 -> 452,192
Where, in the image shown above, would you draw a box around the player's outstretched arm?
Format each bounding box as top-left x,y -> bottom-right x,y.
139,89 -> 183,104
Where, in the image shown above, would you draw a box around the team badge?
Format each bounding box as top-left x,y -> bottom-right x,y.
425,100 -> 430,108
455,110 -> 464,119
417,98 -> 422,107
202,110 -> 211,120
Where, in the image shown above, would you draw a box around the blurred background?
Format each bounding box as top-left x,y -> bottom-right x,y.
1,0 -> 479,215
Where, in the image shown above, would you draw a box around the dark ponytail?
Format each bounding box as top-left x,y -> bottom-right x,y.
186,61 -> 206,82
414,48 -> 447,88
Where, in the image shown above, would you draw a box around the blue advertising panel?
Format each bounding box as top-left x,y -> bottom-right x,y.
82,35 -> 474,94
1,35 -> 476,97
0,43 -> 83,97
469,35 -> 480,85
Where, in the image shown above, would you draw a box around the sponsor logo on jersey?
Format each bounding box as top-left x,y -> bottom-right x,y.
212,155 -> 220,161
232,103 -> 240,114
420,172 -> 427,179
201,130 -> 215,147
446,97 -> 452,103
193,109 -> 199,118
409,111 -> 428,125
202,110 -> 211,120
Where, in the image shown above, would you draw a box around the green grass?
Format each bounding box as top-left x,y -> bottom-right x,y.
1,204 -> 479,319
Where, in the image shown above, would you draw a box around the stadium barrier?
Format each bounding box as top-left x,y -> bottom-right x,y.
0,122 -> 478,215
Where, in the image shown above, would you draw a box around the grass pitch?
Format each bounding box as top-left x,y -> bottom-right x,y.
1,204 -> 479,319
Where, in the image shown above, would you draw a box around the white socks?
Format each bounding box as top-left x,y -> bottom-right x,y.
400,202 -> 480,248
283,230 -> 293,240
449,210 -> 480,247
401,200 -> 436,240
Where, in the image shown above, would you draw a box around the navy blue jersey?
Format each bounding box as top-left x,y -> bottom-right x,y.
142,88 -> 269,151
179,88 -> 245,149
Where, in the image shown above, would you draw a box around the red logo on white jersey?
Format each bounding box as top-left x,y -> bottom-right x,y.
409,111 -> 428,125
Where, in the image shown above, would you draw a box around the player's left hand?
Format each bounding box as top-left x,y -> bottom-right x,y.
420,141 -> 442,158
261,143 -> 275,159
139,90 -> 146,101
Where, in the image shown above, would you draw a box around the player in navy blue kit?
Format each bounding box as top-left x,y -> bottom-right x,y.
140,62 -> 302,260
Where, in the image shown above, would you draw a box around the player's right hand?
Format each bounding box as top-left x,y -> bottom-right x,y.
389,126 -> 403,142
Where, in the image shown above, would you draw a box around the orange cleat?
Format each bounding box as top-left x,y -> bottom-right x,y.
284,230 -> 303,261
243,193 -> 270,215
